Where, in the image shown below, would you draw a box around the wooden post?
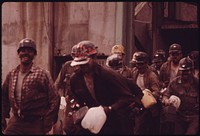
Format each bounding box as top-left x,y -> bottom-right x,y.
152,2 -> 164,54
122,2 -> 135,67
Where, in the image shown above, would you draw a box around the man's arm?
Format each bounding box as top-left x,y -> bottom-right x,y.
2,73 -> 11,131
43,71 -> 61,133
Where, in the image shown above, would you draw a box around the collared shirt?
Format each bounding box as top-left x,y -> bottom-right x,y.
2,64 -> 60,124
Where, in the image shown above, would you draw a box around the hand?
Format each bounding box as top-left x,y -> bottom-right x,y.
163,99 -> 171,106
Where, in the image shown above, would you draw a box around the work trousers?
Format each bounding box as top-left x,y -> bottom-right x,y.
4,115 -> 45,135
175,114 -> 199,135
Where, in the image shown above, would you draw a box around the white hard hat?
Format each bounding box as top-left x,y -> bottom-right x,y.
169,95 -> 181,110
81,105 -> 107,134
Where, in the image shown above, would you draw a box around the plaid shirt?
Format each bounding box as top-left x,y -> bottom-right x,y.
2,64 -> 60,125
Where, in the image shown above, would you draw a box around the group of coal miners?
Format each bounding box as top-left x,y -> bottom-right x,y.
2,38 -> 199,135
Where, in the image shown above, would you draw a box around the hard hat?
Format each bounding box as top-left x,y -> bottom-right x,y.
178,57 -> 193,71
155,49 -> 166,61
134,51 -> 148,63
188,50 -> 199,62
156,49 -> 166,56
188,50 -> 199,69
17,38 -> 37,54
169,43 -> 182,53
106,54 -> 123,68
70,41 -> 98,67
152,53 -> 163,63
111,44 -> 125,55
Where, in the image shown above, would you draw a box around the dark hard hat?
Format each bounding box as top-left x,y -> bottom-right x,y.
155,49 -> 166,60
179,57 -> 193,71
156,49 -> 166,55
169,43 -> 182,53
17,38 -> 37,53
106,54 -> 123,68
134,51 -> 148,63
188,50 -> 199,62
152,53 -> 163,63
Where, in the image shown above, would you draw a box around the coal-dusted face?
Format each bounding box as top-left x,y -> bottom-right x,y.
136,62 -> 146,69
179,69 -> 193,80
153,61 -> 163,70
18,47 -> 36,65
136,62 -> 147,74
170,52 -> 182,64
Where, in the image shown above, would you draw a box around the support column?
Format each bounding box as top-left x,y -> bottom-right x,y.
152,2 -> 164,53
115,2 -> 123,44
122,2 -> 135,67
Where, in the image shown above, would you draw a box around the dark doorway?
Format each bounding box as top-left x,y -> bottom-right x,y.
160,28 -> 199,56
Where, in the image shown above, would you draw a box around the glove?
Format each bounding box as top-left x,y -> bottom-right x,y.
169,95 -> 181,110
81,106 -> 107,134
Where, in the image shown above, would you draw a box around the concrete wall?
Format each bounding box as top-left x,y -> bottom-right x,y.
2,2 -> 53,82
53,2 -> 116,56
1,2 -> 119,81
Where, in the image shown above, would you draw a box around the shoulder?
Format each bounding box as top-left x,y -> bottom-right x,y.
62,60 -> 72,67
145,68 -> 159,79
31,66 -> 52,78
96,64 -> 118,77
160,61 -> 167,68
8,65 -> 20,76
32,66 -> 46,73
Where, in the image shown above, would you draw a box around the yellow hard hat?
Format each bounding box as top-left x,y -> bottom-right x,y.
111,45 -> 125,55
